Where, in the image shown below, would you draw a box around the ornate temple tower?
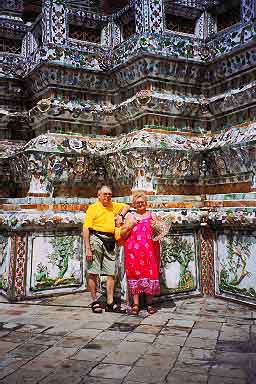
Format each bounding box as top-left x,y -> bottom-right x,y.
0,0 -> 255,197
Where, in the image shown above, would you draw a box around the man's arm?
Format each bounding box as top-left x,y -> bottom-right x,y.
115,204 -> 131,226
83,226 -> 93,261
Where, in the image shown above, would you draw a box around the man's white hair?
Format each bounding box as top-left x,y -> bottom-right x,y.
98,185 -> 112,193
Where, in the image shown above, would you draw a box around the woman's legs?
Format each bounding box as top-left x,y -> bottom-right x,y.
133,294 -> 139,306
131,294 -> 140,315
145,295 -> 153,305
146,295 -> 157,314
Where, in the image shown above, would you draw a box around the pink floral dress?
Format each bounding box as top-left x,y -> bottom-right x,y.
124,213 -> 160,296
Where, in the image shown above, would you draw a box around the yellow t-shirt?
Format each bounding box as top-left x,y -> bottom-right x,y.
83,200 -> 127,234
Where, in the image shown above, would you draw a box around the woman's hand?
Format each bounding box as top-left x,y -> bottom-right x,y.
125,215 -> 137,230
120,214 -> 137,239
115,215 -> 123,227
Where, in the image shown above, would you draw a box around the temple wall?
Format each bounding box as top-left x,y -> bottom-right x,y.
1,206 -> 256,306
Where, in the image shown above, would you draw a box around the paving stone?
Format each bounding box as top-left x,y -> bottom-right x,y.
55,335 -> 91,348
226,316 -> 253,325
166,370 -> 208,383
145,343 -> 181,356
248,370 -> 256,384
79,321 -> 112,330
17,324 -> 50,333
125,365 -> 170,383
160,326 -> 190,337
208,375 -> 247,384
219,330 -> 249,342
0,367 -> 52,383
30,334 -> 62,346
118,341 -> 149,354
81,377 -> 122,384
124,332 -> 156,343
194,321 -> 223,330
71,348 -> 109,362
0,357 -> 30,380
2,323 -> 21,330
0,366 -> 16,380
215,351 -> 256,368
189,328 -> 219,339
209,365 -> 247,378
185,337 -> 217,350
179,347 -> 215,362
102,350 -> 141,365
123,381 -> 157,384
167,319 -> 195,328
89,363 -> 131,380
43,327 -> 71,336
8,343 -> 49,358
94,330 -> 129,342
20,356 -> 62,371
0,342 -> 20,354
71,340 -> 120,362
0,329 -> 10,338
2,331 -> 32,343
216,340 -> 255,353
133,324 -> 162,334
173,361 -> 210,374
69,328 -> 103,338
140,318 -> 168,326
39,346 -> 79,361
135,353 -> 176,368
156,334 -> 187,346
108,322 -> 138,332
39,360 -> 97,384
199,315 -> 226,323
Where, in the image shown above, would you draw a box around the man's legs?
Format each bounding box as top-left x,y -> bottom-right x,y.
87,273 -> 98,302
106,275 -> 115,305
86,235 -> 102,311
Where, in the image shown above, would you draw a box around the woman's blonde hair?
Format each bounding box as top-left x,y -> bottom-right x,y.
132,191 -> 148,205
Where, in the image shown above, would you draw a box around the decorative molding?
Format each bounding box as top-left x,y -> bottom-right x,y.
200,226 -> 215,295
14,234 -> 27,298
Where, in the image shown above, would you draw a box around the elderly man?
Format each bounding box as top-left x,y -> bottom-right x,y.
83,185 -> 130,313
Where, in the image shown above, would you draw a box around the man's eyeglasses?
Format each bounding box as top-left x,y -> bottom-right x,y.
102,193 -> 112,196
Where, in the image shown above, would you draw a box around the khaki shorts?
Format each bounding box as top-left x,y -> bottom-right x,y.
86,234 -> 116,276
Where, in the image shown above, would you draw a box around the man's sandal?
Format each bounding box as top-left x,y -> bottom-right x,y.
91,301 -> 103,314
105,302 -> 126,314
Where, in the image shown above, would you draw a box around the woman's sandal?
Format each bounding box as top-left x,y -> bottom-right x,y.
91,301 -> 103,314
130,304 -> 140,316
105,302 -> 126,314
147,305 -> 157,315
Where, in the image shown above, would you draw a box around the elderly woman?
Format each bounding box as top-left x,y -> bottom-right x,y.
119,192 -> 160,315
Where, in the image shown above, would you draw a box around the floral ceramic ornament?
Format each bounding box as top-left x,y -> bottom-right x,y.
136,90 -> 152,105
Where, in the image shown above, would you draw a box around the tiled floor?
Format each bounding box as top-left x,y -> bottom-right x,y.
0,293 -> 255,383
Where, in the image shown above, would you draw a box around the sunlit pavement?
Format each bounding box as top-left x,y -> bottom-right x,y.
0,293 -> 255,383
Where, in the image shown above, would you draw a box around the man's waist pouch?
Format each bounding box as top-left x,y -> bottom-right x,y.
90,229 -> 115,252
